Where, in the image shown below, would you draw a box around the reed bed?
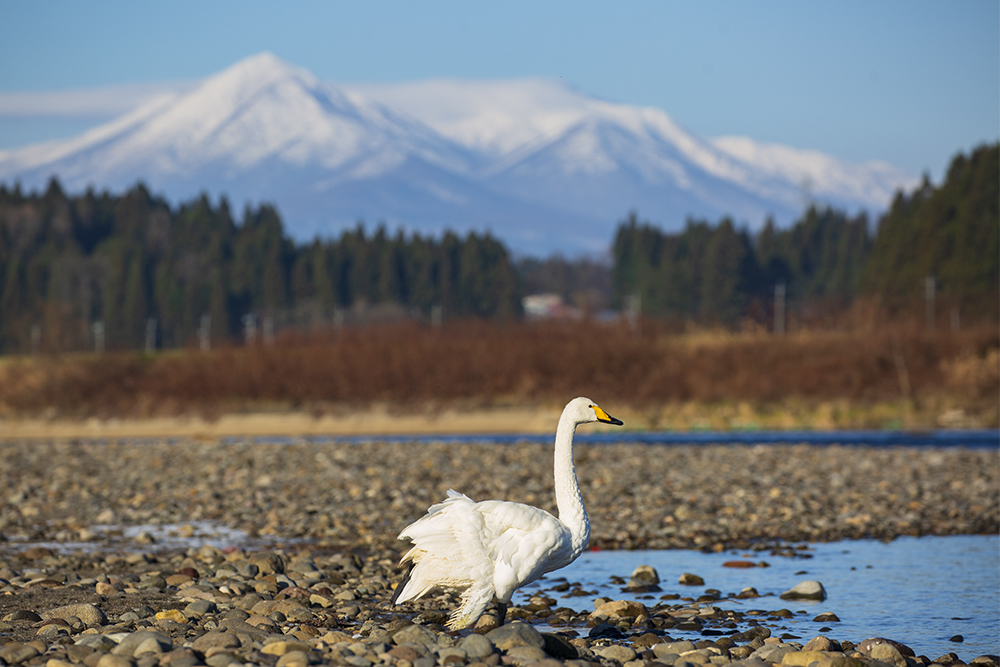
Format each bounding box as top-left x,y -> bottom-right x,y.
0,319 -> 996,423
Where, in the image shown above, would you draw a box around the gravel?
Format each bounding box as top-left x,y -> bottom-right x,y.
0,437 -> 997,667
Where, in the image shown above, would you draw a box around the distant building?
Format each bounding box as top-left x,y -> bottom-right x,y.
522,293 -> 583,320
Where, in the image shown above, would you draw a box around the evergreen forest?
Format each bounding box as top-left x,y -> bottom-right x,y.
0,143 -> 996,354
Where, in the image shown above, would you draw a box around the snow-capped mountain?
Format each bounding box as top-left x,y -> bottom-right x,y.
0,52 -> 915,256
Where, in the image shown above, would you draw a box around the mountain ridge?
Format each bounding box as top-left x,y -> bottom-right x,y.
0,52 -> 916,256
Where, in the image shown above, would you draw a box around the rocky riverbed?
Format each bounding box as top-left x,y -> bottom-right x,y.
0,438 -> 997,667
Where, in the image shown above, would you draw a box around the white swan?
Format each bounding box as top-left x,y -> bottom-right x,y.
391,397 -> 623,630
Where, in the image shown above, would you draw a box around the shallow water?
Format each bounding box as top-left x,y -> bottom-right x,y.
228,429 -> 1000,448
523,535 -> 1000,661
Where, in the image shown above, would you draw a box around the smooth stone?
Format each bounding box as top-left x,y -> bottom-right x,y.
0,643 -> 41,665
505,645 -> 547,664
112,631 -> 174,657
261,641 -> 313,656
275,650 -> 310,667
37,623 -> 69,637
249,551 -> 285,575
588,622 -> 625,639
869,644 -> 909,667
486,622 -> 544,650
755,645 -> 799,662
192,632 -> 241,652
856,639 -> 915,657
185,600 -> 218,616
96,582 -> 120,596
437,647 -> 467,664
597,645 -> 638,663
155,610 -> 187,624
781,651 -> 833,666
970,658 -> 1000,667
388,646 -> 421,662
626,564 -> 661,589
205,655 -> 240,667
655,642 -> 697,657
42,603 -> 108,626
780,580 -> 827,601
97,655 -> 136,667
541,634 -> 578,660
391,624 -> 440,649
813,613 -> 841,623
591,599 -> 649,619
160,648 -> 201,667
76,635 -> 118,651
678,572 -> 705,586
459,634 -> 495,659
46,660 -> 77,667
5,610 -> 42,622
804,637 -> 839,652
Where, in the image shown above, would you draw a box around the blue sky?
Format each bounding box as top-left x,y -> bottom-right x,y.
0,0 -> 997,180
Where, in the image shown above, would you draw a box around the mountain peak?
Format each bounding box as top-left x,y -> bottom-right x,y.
0,56 -> 915,256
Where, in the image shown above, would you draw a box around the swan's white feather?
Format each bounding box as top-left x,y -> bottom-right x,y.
392,397 -> 622,630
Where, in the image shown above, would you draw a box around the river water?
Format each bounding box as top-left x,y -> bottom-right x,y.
523,534 -> 1000,661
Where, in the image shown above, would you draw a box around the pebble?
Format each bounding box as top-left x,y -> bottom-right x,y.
0,439 -> 995,667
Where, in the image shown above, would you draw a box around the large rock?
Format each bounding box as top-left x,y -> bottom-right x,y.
597,645 -> 638,663
856,638 -> 915,657
678,572 -> 705,586
486,622 -> 544,650
591,599 -> 649,619
626,564 -> 662,591
111,630 -> 174,657
42,603 -> 107,626
780,580 -> 827,600
390,623 -> 439,649
458,634 -> 495,659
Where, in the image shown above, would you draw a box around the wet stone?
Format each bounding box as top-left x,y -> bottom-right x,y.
487,622 -> 544,650
780,580 -> 827,601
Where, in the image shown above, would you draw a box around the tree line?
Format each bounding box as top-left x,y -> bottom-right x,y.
0,143 -> 995,353
0,182 -> 519,352
612,143 -> 998,327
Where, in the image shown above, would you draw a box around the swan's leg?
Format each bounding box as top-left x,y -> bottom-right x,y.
497,602 -> 507,626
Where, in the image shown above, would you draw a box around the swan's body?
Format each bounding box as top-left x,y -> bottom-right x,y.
391,397 -> 622,630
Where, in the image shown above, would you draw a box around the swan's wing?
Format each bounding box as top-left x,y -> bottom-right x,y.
394,493 -> 575,604
474,500 -> 574,600
395,490 -> 492,601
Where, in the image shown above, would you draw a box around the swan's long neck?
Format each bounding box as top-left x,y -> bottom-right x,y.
553,412 -> 589,552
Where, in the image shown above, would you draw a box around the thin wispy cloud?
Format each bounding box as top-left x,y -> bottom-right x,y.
0,81 -> 196,118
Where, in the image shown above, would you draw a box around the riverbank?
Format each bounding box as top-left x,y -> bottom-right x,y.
0,438 -> 997,667
1,393 -> 997,441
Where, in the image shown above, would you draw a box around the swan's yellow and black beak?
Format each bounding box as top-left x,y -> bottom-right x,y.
593,405 -> 624,426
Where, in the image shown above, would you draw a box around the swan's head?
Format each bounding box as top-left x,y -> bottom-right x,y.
566,396 -> 624,426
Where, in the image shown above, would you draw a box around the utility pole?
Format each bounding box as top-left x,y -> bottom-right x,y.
242,314 -> 256,346
263,316 -> 274,346
145,318 -> 157,353
924,274 -> 936,330
92,321 -> 105,354
625,293 -> 640,332
198,314 -> 211,351
774,282 -> 786,335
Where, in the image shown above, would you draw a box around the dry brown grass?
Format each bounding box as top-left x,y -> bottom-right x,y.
0,319 -> 996,423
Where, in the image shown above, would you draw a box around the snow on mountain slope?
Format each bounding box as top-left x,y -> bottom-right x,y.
711,135 -> 917,213
0,53 -> 915,255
